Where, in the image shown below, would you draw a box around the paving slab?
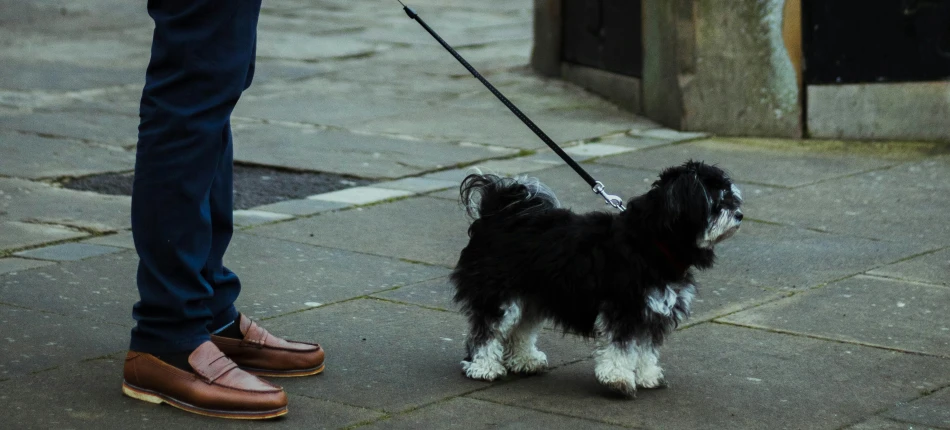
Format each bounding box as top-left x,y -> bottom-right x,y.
327,63 -> 573,110
82,231 -> 135,250
232,91 -> 433,128
881,387 -> 950,429
356,22 -> 531,48
0,357 -> 382,429
309,187 -> 415,205
722,275 -> 950,357
232,209 -> 295,227
686,274 -> 787,323
354,106 -> 647,150
869,248 -> 950,287
258,298 -> 595,413
511,149 -> 597,164
252,199 -> 351,216
51,87 -> 143,118
750,157 -> 950,244
249,196 -> 470,267
14,243 -> 124,262
223,234 -> 450,318
361,397 -> 626,429
471,157 -> 562,176
373,276 -> 457,311
563,143 -> 636,158
256,11 -> 363,35
256,31 -> 381,62
708,221 -> 931,290
594,138 -> 899,188
388,0 -> 534,13
0,221 -> 88,253
435,71 -> 624,112
0,32 -> 149,68
422,168 -> 472,184
628,127 -> 709,142
301,58 -> 483,101
0,0 -> 148,33
0,257 -> 54,276
365,38 -> 535,76
0,110 -> 138,148
468,323 -> 950,430
0,306 -> 127,378
0,250 -> 138,324
0,177 -> 132,232
843,416 -> 934,430
0,60 -> 142,92
250,58 -> 336,84
374,177 -> 459,194
238,122 -> 508,183
0,132 -> 135,179
0,233 -> 448,323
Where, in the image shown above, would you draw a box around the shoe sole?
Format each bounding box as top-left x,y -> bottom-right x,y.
244,363 -> 325,378
121,381 -> 288,420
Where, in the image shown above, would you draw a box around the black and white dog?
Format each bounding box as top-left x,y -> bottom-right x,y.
450,160 -> 743,396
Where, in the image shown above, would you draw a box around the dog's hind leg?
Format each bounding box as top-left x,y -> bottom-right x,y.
503,307 -> 547,374
461,302 -> 521,381
594,332 -> 640,397
635,340 -> 666,389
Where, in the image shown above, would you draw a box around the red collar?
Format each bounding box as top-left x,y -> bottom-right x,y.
653,239 -> 690,277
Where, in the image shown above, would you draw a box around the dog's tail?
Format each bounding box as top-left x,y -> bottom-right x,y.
460,173 -> 560,220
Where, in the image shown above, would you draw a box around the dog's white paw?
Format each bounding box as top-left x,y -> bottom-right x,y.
461,359 -> 507,381
595,362 -> 638,397
505,349 -> 548,374
636,364 -> 667,389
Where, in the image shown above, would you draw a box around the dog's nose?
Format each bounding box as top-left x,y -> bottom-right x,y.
735,212 -> 744,222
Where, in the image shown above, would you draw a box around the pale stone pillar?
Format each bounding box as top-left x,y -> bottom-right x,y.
643,0 -> 803,137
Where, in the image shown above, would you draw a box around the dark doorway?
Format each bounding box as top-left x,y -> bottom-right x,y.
561,0 -> 643,78
803,0 -> 950,84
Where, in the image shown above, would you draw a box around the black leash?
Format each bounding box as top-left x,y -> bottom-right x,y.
397,1 -> 626,211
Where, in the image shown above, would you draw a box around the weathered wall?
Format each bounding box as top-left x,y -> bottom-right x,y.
808,82 -> 950,142
530,0 -> 562,77
679,0 -> 802,137
641,0 -> 688,129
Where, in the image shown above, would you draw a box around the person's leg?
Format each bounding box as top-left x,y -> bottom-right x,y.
205,122 -> 241,335
206,15 -> 258,336
130,0 -> 261,357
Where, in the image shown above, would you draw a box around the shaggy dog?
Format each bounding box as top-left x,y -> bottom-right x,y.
450,160 -> 743,396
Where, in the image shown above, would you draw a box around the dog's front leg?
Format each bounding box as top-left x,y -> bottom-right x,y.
634,340 -> 666,389
594,335 -> 640,397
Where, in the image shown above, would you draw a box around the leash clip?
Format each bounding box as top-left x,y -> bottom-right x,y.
593,182 -> 626,212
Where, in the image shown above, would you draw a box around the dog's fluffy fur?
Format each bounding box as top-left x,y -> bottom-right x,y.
450,160 -> 743,396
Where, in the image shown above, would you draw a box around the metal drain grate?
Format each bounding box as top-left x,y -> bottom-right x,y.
62,165 -> 372,210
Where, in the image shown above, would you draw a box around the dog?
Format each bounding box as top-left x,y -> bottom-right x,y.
450,160 -> 743,396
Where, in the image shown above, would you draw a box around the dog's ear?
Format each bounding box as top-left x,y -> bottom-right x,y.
652,162 -> 712,231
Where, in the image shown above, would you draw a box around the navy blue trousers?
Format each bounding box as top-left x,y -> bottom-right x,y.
130,0 -> 262,354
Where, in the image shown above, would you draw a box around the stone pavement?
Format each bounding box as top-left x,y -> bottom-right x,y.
1,0 -> 949,429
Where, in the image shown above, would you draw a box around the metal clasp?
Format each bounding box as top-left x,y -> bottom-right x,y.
592,181 -> 626,211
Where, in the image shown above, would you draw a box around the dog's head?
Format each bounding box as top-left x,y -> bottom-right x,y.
638,160 -> 743,248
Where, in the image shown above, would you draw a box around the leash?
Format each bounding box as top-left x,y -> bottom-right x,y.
397,1 -> 626,212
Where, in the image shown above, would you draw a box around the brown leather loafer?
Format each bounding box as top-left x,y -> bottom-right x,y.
211,313 -> 325,377
122,341 -> 288,419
